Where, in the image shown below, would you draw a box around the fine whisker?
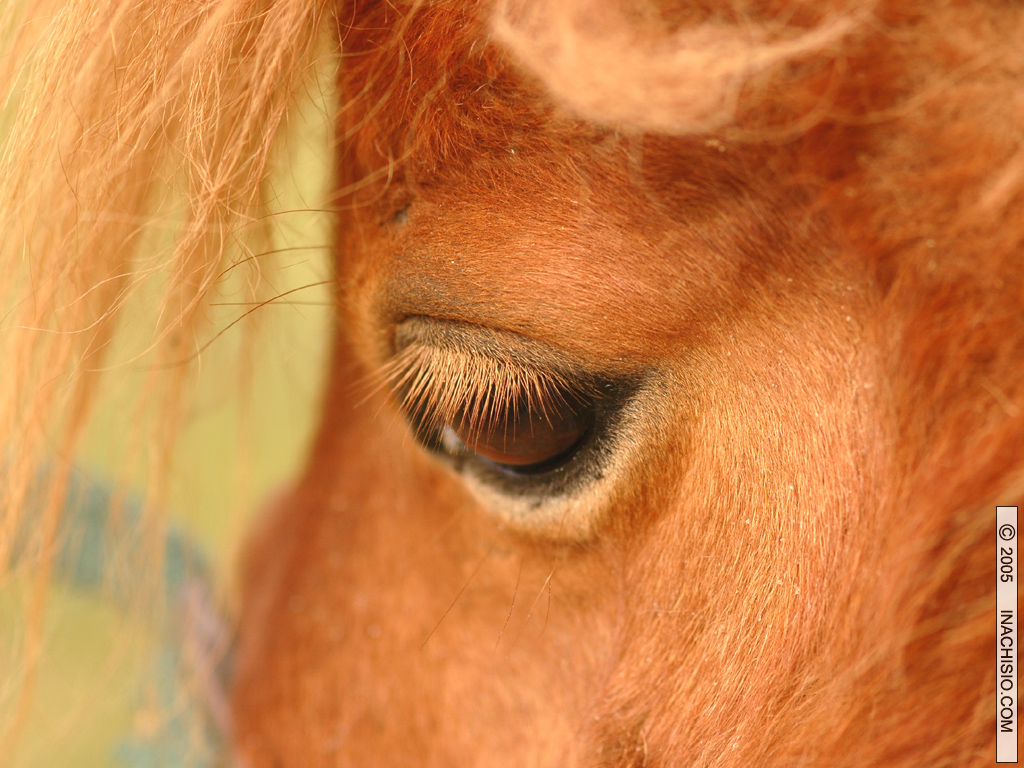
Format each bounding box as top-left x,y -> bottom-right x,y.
420,544 -> 495,651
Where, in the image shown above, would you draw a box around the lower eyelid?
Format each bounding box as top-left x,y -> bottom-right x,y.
415,377 -> 652,539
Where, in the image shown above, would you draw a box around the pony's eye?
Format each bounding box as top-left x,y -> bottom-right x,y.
438,393 -> 590,474
386,316 -> 640,530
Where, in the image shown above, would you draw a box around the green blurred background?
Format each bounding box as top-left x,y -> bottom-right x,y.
0,79 -> 335,767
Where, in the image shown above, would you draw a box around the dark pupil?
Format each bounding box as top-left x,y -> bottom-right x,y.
451,396 -> 586,469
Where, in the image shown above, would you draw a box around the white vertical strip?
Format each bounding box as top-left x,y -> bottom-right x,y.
997,505 -> 1018,763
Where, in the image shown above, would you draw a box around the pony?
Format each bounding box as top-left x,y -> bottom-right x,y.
1,0 -> 1020,766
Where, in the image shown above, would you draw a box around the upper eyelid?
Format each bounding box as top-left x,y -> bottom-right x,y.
391,315 -> 601,382
377,317 -> 657,451
381,336 -> 588,437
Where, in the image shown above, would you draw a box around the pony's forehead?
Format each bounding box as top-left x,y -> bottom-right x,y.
338,153 -> 847,374
333,6 -> 845,367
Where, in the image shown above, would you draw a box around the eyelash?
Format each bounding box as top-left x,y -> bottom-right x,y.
380,341 -> 592,455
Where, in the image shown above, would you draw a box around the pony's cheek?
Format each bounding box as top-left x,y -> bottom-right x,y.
231,404 -> 621,767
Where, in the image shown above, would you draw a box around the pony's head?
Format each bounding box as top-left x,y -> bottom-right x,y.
2,1 -> 1020,766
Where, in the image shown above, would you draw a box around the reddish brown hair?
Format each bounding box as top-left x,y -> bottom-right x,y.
3,0 -> 1021,765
